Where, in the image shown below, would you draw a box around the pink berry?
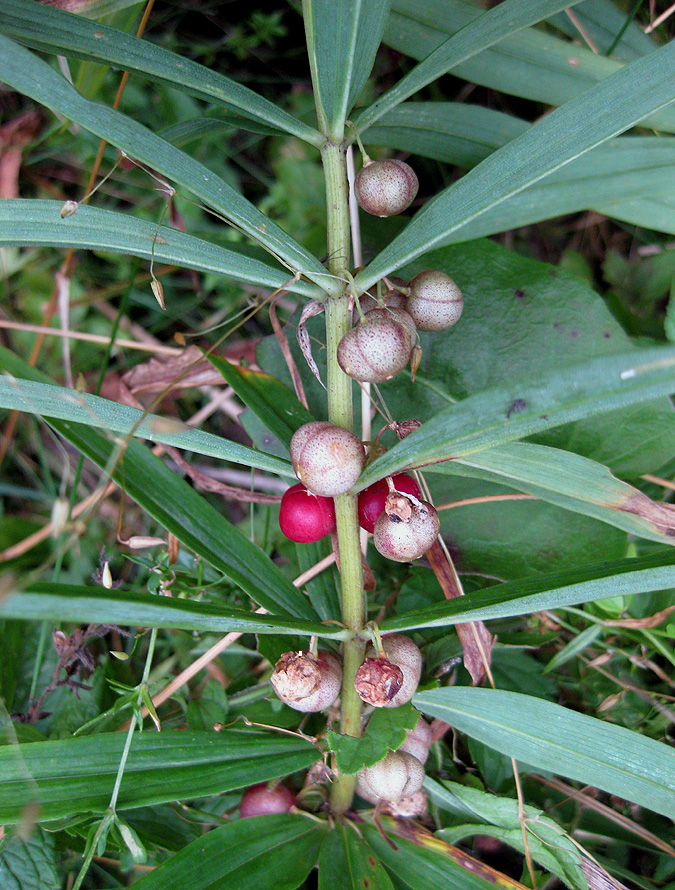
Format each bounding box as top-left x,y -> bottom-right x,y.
373,496 -> 440,562
357,474 -> 422,534
279,483 -> 335,543
240,782 -> 294,818
337,308 -> 417,383
406,270 -> 463,331
290,421 -> 365,498
355,159 -> 419,217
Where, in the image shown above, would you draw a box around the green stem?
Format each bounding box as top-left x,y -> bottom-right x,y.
321,140 -> 366,815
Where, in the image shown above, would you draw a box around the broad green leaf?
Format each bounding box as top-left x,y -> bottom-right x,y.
0,35 -> 334,293
385,0 -> 675,133
0,0 -> 321,144
0,583 -> 344,639
207,354 -> 314,449
0,731 -> 318,823
0,828 -> 60,890
354,0 -> 584,135
356,343 -> 675,488
362,821 -> 522,890
131,815 -> 326,890
437,442 -> 675,546
428,779 -> 587,890
0,200 -> 317,297
326,702 -> 419,774
380,550 -> 675,632
354,38 -> 675,289
367,106 -> 675,235
0,350 -> 315,620
304,0 -> 391,140
413,687 -> 675,818
319,824 -> 394,890
0,373 -> 294,479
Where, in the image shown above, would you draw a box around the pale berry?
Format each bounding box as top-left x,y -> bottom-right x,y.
337,308 -> 416,383
363,633 -> 423,708
357,474 -> 422,534
406,270 -> 463,331
355,159 -> 419,217
290,421 -> 365,498
270,650 -> 342,713
373,496 -> 440,562
357,751 -> 425,802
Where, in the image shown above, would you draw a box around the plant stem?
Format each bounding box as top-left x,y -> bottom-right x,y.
321,140 -> 366,814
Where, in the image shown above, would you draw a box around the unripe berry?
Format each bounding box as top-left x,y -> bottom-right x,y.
357,474 -> 422,534
357,281 -> 407,318
279,483 -> 335,543
373,496 -> 440,562
271,650 -> 342,713
240,782 -> 294,818
406,270 -> 464,331
399,715 -> 432,765
355,159 -> 419,217
337,308 -> 416,383
290,421 -> 365,497
357,751 -> 425,802
363,633 -> 423,708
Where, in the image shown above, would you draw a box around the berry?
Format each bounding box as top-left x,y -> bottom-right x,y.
240,782 -> 294,818
357,751 -> 425,802
290,421 -> 365,498
355,159 -> 419,217
279,483 -> 335,543
337,308 -> 416,383
406,270 -> 463,331
354,657 -> 403,707
399,715 -> 432,765
356,281 -> 407,318
373,496 -> 440,562
363,634 -> 422,709
271,650 -> 342,713
358,474 -> 422,534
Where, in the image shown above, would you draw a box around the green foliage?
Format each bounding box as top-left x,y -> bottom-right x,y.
1,0 -> 674,887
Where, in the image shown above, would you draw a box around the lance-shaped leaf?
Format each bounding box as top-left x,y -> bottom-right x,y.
354,38 -> 675,290
131,815 -> 326,890
0,0 -> 321,144
0,731 -> 319,823
0,34 -> 333,293
354,0 -> 583,135
0,201 -> 317,297
0,350 -> 315,620
0,584 -> 344,638
319,825 -> 394,890
413,687 -> 675,818
303,0 -> 391,140
356,343 -> 675,488
380,550 -> 675,632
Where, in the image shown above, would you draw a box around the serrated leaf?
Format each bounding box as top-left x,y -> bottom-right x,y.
319,824 -> 394,890
130,814 -> 326,890
326,702 -> 419,774
413,688 -> 675,818
0,730 -> 319,824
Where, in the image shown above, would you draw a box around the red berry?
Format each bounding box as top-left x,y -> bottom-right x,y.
279,483 -> 336,543
240,782 -> 294,818
357,474 -> 422,533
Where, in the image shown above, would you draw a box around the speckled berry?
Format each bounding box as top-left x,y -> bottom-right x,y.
290,421 -> 365,497
357,751 -> 425,802
271,650 -> 342,713
373,496 -> 440,562
357,474 -> 422,534
278,483 -> 335,543
406,270 -> 463,331
355,159 -> 419,217
399,715 -> 432,764
337,308 -> 416,383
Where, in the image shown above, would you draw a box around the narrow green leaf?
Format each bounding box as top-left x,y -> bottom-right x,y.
0,0 -> 321,144
548,0 -> 656,61
0,34 -> 332,292
427,779 -> 587,890
436,442 -> 675,546
132,815 -> 326,890
354,0 -> 583,135
326,702 -> 419,774
0,200 -> 317,297
356,343 -> 675,487
413,688 -> 675,818
319,824 -> 394,890
0,731 -> 319,823
380,550 -> 675,632
207,355 -> 314,449
0,372 -> 294,479
0,584 -> 343,638
355,39 -> 675,289
304,0 -> 390,140
0,349 -> 315,620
